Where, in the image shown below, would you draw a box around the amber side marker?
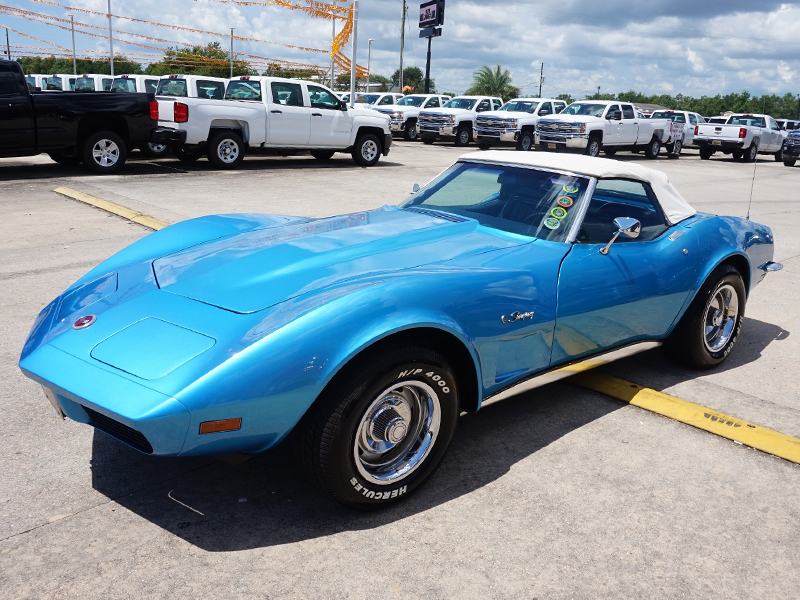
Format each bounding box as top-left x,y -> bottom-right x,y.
199,418 -> 242,435
572,371 -> 800,465
54,187 -> 170,230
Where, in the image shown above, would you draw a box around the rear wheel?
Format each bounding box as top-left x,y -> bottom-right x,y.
516,129 -> 534,151
774,146 -> 784,161
311,150 -> 335,161
403,120 -> 418,141
644,136 -> 660,159
732,151 -> 743,161
663,265 -> 746,369
81,130 -> 127,174
454,125 -> 471,147
584,136 -> 601,157
603,148 -> 617,157
667,139 -> 682,159
139,142 -> 170,158
742,143 -> 758,163
478,143 -> 491,150
207,130 -> 245,169
296,345 -> 459,509
699,147 -> 714,160
351,133 -> 381,167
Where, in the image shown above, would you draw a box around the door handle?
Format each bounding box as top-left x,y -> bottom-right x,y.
312,112 -> 322,117
270,109 -> 282,114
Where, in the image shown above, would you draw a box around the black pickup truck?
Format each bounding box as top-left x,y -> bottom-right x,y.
0,60 -> 175,174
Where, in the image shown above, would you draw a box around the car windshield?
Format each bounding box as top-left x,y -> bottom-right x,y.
111,79 -> 137,93
358,94 -> 381,104
560,103 -> 606,117
157,79 -> 188,96
499,101 -> 538,113
74,78 -> 95,91
651,111 -> 686,123
225,80 -> 262,101
401,162 -> 590,241
728,115 -> 766,127
443,98 -> 477,110
397,96 -> 425,107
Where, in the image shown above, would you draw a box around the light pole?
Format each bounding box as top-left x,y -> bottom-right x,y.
68,14 -> 76,75
330,0 -> 335,89
107,0 -> 114,76
230,28 -> 234,77
366,38 -> 374,93
349,0 -> 359,107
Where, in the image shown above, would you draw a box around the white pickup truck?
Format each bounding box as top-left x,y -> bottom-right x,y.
474,97 -> 568,151
417,96 -> 503,146
693,113 -> 787,162
535,100 -> 678,159
372,94 -> 451,141
156,75 -> 392,168
649,110 -> 706,149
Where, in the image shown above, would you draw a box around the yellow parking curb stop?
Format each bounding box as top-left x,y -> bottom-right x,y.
54,187 -> 169,230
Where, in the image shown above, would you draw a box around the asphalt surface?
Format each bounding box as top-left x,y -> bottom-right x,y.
1,142 -> 799,599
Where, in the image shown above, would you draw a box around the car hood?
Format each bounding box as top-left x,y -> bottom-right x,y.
541,114 -> 604,124
479,110 -> 535,119
421,108 -> 474,117
152,207 -> 527,314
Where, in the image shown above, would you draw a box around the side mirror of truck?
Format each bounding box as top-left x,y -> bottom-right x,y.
538,109 -> 550,116
607,111 -> 622,121
339,100 -> 348,111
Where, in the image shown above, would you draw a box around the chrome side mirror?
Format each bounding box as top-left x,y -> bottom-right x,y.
600,217 -> 641,255
412,183 -> 420,193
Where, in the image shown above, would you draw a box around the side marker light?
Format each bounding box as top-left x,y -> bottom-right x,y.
200,418 -> 242,434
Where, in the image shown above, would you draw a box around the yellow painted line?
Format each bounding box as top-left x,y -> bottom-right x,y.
572,370 -> 800,464
54,187 -> 169,230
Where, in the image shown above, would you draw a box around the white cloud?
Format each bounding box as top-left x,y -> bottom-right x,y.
686,48 -> 705,74
777,61 -> 796,84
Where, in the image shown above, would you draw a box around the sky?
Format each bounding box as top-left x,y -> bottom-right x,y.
1,0 -> 798,98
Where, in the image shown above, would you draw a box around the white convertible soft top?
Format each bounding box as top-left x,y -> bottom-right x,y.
461,150 -> 697,225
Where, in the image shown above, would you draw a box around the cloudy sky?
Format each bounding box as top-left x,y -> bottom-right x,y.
2,0 -> 798,98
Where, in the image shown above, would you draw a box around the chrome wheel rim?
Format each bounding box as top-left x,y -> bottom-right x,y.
354,380 -> 441,485
217,139 -> 240,163
361,139 -> 378,162
651,140 -> 659,155
589,140 -> 599,156
674,140 -> 682,154
408,127 -> 417,140
92,139 -> 120,167
459,130 -> 470,144
521,134 -> 532,151
149,142 -> 167,153
703,283 -> 739,352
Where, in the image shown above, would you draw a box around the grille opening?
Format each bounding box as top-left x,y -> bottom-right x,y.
83,406 -> 154,454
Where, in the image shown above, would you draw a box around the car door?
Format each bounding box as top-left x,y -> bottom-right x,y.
602,104 -> 623,144
267,81 -> 311,145
0,64 -> 35,156
306,84 -> 351,147
767,117 -> 783,151
687,113 -> 698,144
552,178 -> 698,365
618,104 -> 639,144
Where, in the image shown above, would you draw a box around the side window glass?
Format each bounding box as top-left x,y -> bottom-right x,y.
0,65 -> 20,96
307,85 -> 340,109
688,113 -> 697,125
145,80 -> 158,94
539,102 -> 552,115
577,179 -> 668,245
477,100 -> 490,112
102,79 -> 113,91
622,105 -> 635,119
271,82 -> 303,106
554,102 -> 565,113
769,118 -> 779,131
379,95 -> 394,105
426,97 -> 440,108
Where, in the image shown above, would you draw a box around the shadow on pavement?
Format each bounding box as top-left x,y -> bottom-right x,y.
90,381 -> 622,551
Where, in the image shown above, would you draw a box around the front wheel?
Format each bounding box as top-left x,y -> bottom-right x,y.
171,145 -> 204,163
422,137 -> 435,145
516,130 -> 534,151
81,130 -> 128,174
311,150 -> 335,161
207,130 -> 245,169
667,139 -> 682,159
774,146 -> 784,161
351,133 -> 381,167
644,136 -> 660,159
478,143 -> 491,150
584,136 -> 601,157
603,148 -> 617,157
48,151 -> 81,166
784,158 -> 797,167
403,121 -> 418,141
296,346 -> 459,509
454,125 -> 472,147
663,265 -> 746,369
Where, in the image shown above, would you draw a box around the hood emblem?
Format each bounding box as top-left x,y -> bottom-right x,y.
72,315 -> 97,330
501,311 -> 534,324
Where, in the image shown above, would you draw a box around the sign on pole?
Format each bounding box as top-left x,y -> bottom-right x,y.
419,0 -> 445,29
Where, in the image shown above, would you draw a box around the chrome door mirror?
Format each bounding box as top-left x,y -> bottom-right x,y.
412,183 -> 420,193
600,217 -> 641,255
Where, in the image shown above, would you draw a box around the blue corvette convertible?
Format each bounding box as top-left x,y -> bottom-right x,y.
20,152 -> 781,508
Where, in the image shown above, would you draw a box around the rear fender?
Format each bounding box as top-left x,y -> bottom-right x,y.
210,121 -> 249,143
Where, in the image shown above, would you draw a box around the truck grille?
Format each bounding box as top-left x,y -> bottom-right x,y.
475,116 -> 514,132
418,112 -> 450,126
537,120 -> 582,134
375,108 -> 395,116
84,406 -> 154,454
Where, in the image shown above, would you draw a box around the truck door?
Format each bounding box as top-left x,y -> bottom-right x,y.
0,64 -> 35,156
767,117 -> 782,151
306,84 -> 351,147
266,81 -> 310,145
618,104 -> 639,144
603,104 -> 623,144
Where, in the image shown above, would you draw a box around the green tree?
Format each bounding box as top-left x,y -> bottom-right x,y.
16,55 -> 142,75
390,66 -> 433,93
556,93 -> 574,105
144,42 -> 254,77
465,65 -> 519,102
261,62 -> 322,80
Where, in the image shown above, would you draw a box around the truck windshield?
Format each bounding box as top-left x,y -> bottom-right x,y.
74,78 -> 96,92
397,96 -> 426,107
112,79 -> 137,93
358,94 -> 381,104
157,79 -> 188,97
651,111 -> 686,123
560,103 -> 606,117
499,101 -> 538,113
728,115 -> 766,127
225,81 -> 262,101
402,162 -> 590,241
43,77 -> 62,90
443,98 -> 477,110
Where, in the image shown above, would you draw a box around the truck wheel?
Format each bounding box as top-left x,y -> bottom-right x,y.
139,142 -> 170,158
603,148 -> 617,157
516,130 -> 534,151
699,147 -> 714,160
311,150 -> 335,161
742,143 -> 758,163
478,143 -> 491,150
774,146 -> 784,161
48,151 -> 82,166
403,120 -> 418,141
663,264 -> 746,369
352,133 -> 381,167
422,137 -> 435,145
454,125 -> 472,147
732,151 -> 743,161
295,345 -> 459,509
207,130 -> 245,169
784,158 -> 797,167
171,145 -> 204,163
644,137 -> 660,159
82,130 -> 127,174
584,136 -> 601,157
667,139 -> 682,159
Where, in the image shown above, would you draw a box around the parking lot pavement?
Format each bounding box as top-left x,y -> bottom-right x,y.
2,144 -> 799,599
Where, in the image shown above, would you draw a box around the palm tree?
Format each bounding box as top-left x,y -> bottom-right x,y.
465,65 -> 520,102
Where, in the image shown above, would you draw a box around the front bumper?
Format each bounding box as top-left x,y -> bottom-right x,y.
390,119 -> 405,132
474,128 -> 518,144
383,134 -> 392,155
418,123 -> 456,137
536,132 -> 589,150
151,127 -> 187,146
